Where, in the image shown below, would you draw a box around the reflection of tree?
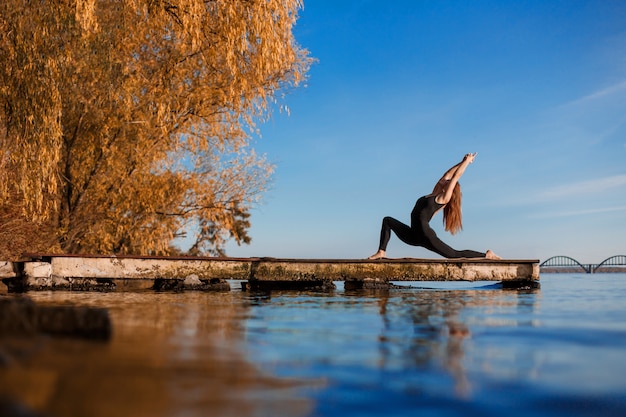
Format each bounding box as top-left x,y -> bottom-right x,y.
1,292 -> 314,417
369,287 -> 539,397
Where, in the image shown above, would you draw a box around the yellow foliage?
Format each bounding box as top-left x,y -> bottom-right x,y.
0,0 -> 312,257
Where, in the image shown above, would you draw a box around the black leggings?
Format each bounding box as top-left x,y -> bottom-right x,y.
377,216 -> 485,259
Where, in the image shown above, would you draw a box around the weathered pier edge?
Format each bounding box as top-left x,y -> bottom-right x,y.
0,254 -> 540,292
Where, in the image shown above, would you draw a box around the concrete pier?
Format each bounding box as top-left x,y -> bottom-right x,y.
1,254 -> 539,292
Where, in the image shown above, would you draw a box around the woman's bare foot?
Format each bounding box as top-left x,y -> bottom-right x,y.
368,249 -> 386,260
486,250 -> 501,260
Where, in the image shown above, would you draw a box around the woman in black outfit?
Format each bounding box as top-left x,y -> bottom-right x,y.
368,153 -> 500,260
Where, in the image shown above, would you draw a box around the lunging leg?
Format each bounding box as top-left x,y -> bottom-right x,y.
422,229 -> 486,258
368,217 -> 418,259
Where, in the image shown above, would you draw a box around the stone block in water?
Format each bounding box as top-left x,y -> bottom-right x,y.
0,296 -> 111,340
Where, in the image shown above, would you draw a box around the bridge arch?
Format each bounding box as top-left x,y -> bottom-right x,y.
593,255 -> 626,272
540,256 -> 589,273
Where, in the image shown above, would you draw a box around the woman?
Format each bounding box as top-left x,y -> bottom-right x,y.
368,153 -> 500,260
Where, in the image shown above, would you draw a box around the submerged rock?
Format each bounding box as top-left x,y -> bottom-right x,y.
0,296 -> 111,340
0,398 -> 49,417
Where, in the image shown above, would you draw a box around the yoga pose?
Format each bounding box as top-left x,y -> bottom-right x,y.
368,153 -> 500,260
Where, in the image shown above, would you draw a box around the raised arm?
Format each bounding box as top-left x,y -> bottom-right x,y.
440,162 -> 463,181
431,156 -> 469,194
434,153 -> 476,204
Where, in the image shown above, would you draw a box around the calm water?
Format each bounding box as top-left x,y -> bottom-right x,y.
2,273 -> 626,417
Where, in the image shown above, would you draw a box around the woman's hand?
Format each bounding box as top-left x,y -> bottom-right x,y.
463,152 -> 477,164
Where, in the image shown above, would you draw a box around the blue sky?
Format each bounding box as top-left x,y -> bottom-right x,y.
226,0 -> 626,264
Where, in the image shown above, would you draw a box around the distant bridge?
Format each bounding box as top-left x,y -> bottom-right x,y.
540,255 -> 626,273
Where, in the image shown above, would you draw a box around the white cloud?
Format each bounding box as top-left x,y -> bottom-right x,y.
543,79 -> 626,147
562,80 -> 626,108
529,205 -> 626,219
540,174 -> 626,200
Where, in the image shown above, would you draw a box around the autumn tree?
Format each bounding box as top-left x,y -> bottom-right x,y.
0,0 -> 311,259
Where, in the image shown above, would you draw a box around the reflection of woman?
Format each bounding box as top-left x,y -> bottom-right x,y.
368,153 -> 500,260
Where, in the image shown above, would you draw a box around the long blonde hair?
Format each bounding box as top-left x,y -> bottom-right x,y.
443,182 -> 462,235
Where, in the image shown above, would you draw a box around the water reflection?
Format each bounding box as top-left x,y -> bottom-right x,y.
364,286 -> 540,397
4,277 -> 626,417
0,283 -> 545,417
242,284 -> 540,407
1,292 -> 315,417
